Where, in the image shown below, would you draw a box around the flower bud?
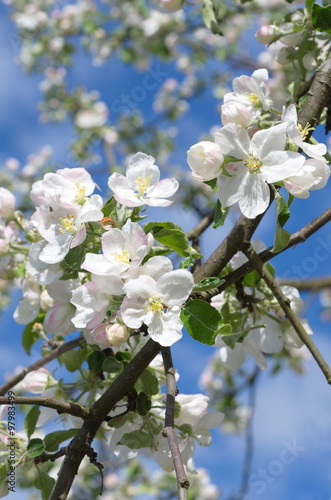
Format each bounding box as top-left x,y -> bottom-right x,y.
0,188 -> 15,218
21,368 -> 55,394
89,322 -> 130,349
187,141 -> 224,181
221,102 -> 251,128
255,25 -> 278,44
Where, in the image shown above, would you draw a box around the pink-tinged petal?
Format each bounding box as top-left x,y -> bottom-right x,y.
83,253 -> 124,275
239,173 -> 270,219
145,198 -> 173,207
108,173 -> 142,207
44,303 -> 75,336
262,151 -> 305,183
57,167 -> 96,195
71,225 -> 86,248
147,312 -> 183,346
147,178 -> 179,199
122,220 -> 149,256
215,123 -> 250,158
70,281 -> 108,329
121,297 -> 147,328
39,237 -> 72,264
126,164 -> 160,191
283,179 -> 310,199
217,169 -> 248,208
102,228 -> 127,258
251,123 -> 286,158
157,270 -> 194,306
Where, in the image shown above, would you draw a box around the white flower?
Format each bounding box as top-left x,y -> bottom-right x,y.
43,279 -> 79,336
215,335 -> 267,371
121,270 -> 194,346
108,152 -> 179,207
187,141 -> 224,181
0,188 -> 15,218
13,277 -> 41,325
255,25 -> 278,44
75,101 -> 108,129
221,101 -> 252,128
215,123 -> 305,218
83,219 -> 153,278
21,368 -> 56,394
283,158 -> 330,199
27,240 -> 63,285
223,69 -> 272,121
283,104 -> 327,159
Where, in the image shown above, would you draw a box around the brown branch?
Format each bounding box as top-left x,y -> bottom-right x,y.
219,208 -> 331,293
50,338 -> 161,500
35,447 -> 67,464
0,336 -> 83,396
0,396 -> 89,419
161,347 -> 189,498
242,242 -> 331,385
297,56 -> 331,135
278,276 -> 331,290
186,209 -> 215,241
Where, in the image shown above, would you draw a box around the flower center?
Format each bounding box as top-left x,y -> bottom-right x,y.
112,248 -> 131,264
58,214 -> 77,233
244,153 -> 262,173
75,183 -> 87,205
297,122 -> 315,141
135,175 -> 152,197
148,295 -> 164,314
248,93 -> 262,107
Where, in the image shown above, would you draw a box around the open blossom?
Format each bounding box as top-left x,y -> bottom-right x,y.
121,270 -> 194,346
43,278 -> 79,336
74,101 -> 108,129
187,141 -> 224,181
215,123 -> 305,218
83,219 -> 153,278
108,152 -> 179,207
223,68 -> 272,121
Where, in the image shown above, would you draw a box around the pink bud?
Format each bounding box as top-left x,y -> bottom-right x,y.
187,141 -> 224,181
0,188 -> 15,218
255,25 -> 277,44
21,368 -> 54,394
221,102 -> 251,128
88,322 -> 130,349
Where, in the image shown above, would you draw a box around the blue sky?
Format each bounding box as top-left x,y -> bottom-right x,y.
1,3 -> 331,499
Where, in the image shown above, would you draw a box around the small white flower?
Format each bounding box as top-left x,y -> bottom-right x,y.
0,188 -> 15,218
284,158 -> 330,199
108,152 -> 178,207
75,101 -> 108,129
221,101 -> 252,128
187,141 -> 224,181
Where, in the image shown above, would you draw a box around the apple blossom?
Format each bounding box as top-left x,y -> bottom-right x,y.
13,277 -> 41,325
43,278 -> 80,336
255,25 -> 278,44
223,68 -> 272,121
221,101 -> 251,128
108,152 -> 179,207
84,321 -> 130,349
214,122 -> 306,218
121,269 -> 194,346
187,141 -> 224,181
0,188 -> 15,218
21,368 -> 56,394
75,101 -> 108,129
82,219 -> 153,278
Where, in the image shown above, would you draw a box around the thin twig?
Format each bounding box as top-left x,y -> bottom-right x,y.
35,447 -> 68,464
186,209 -> 215,241
0,396 -> 89,419
278,276 -> 331,290
242,242 -> 331,385
161,347 -> 189,498
0,336 -> 83,396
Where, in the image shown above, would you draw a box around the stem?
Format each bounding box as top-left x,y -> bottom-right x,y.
186,209 -> 215,241
161,347 -> 189,498
278,276 -> 331,290
242,242 -> 331,385
0,396 -> 89,419
0,336 -> 84,396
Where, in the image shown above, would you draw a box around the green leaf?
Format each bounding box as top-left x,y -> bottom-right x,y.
222,331 -> 246,349
180,299 -> 226,345
202,0 -> 223,35
119,429 -> 151,449
102,357 -> 123,373
213,200 -> 229,229
137,392 -> 151,416
87,350 -> 106,373
271,190 -> 291,253
306,0 -> 315,13
0,464 -> 7,486
102,196 -> 117,217
203,178 -> 217,190
24,406 -> 40,440
34,471 -> 56,500
61,349 -> 87,373
27,438 -> 45,458
179,254 -> 196,269
22,319 -> 42,355
139,369 -> 159,396
312,4 -> 331,32
144,222 -> 199,257
44,429 -> 78,452
193,277 -> 225,292
243,270 -> 261,287
64,245 -> 86,271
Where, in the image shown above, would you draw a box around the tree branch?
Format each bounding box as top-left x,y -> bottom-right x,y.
161,347 -> 189,498
242,242 -> 331,385
186,209 -> 215,241
0,336 -> 84,397
50,338 -> 161,500
0,396 -> 89,419
278,276 -> 331,290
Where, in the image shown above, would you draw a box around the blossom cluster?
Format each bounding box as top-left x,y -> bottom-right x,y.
187,69 -> 330,218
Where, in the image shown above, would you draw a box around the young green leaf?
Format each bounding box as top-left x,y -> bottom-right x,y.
44,429 -> 79,452
24,406 -> 40,440
144,221 -> 199,257
27,438 -> 45,458
180,299 -> 227,345
271,189 -> 291,253
137,392 -> 152,416
34,471 -> 56,500
119,429 -> 152,449
213,200 -> 229,229
193,277 -> 225,292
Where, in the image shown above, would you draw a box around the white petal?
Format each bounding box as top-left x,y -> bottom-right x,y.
157,270 -> 194,306
83,253 -> 123,275
147,312 -> 183,346
251,123 -> 286,158
217,169 -> 248,208
262,151 -> 305,183
215,123 -> 250,158
239,173 -> 270,218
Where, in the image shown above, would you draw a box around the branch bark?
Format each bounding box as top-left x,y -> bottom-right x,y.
161,347 -> 189,498
0,396 -> 89,419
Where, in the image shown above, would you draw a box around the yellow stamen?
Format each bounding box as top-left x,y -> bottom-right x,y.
297,122 -> 315,141
112,248 -> 131,264
244,153 -> 262,173
75,183 -> 87,205
58,214 -> 76,233
247,93 -> 262,107
135,175 -> 152,197
148,296 -> 164,314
